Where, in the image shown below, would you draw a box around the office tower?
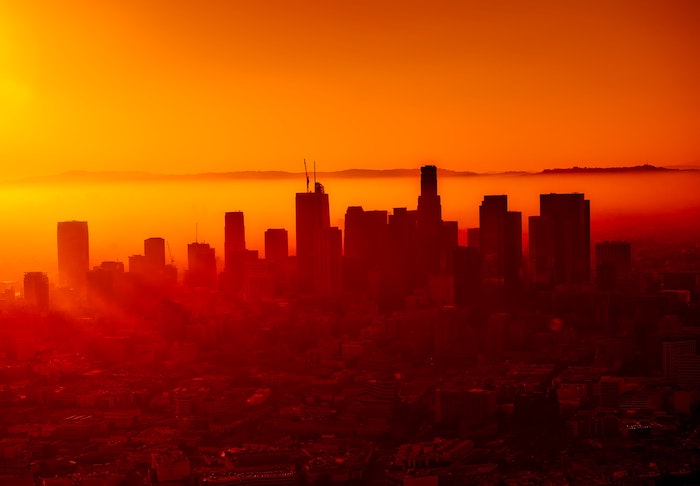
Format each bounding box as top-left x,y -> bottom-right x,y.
595,241 -> 632,292
264,228 -> 289,296
416,165 -> 444,279
417,165 -> 442,224
528,215 -> 554,286
317,226 -> 343,296
57,220 -> 89,290
144,237 -> 166,270
24,272 -> 49,310
265,228 -> 289,263
503,211 -> 522,287
344,207 -> 389,293
386,207 -> 419,306
224,211 -> 246,271
296,181 -> 341,296
87,261 -> 126,304
662,340 -> 696,380
529,193 -> 590,288
128,254 -> 147,274
479,195 -> 522,287
186,242 -> 217,288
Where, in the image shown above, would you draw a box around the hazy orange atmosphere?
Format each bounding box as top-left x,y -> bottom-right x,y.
1,0 -> 700,282
1,0 -> 699,177
4,3 -> 700,481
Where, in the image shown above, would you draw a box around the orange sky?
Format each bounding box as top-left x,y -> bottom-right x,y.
1,0 -> 699,178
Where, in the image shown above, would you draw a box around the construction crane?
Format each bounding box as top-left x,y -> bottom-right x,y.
304,158 -> 309,192
166,240 -> 175,265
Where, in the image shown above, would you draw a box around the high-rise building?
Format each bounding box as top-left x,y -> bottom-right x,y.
87,261 -> 126,302
343,207 -> 389,293
24,272 -> 49,310
264,228 -> 289,296
416,165 -> 444,279
529,193 -> 590,288
144,237 -> 166,270
417,165 -> 442,224
224,211 -> 246,272
386,207 -> 419,306
186,242 -> 217,289
479,195 -> 522,287
128,254 -> 147,275
57,220 -> 89,290
296,182 -> 341,296
265,228 -> 289,263
595,241 -> 632,292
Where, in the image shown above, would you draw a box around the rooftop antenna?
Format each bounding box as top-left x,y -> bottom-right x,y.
304,158 -> 309,193
314,160 -> 317,187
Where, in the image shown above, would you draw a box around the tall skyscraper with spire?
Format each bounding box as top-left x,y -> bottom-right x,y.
295,181 -> 341,296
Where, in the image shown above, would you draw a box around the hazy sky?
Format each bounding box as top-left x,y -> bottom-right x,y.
1,0 -> 699,178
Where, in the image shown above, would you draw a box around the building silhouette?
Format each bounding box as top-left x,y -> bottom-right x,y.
144,237 -> 166,271
224,211 -> 246,272
344,206 -> 389,295
295,182 -> 342,296
265,228 -> 288,264
479,195 -> 522,288
265,228 -> 289,296
529,193 -> 590,288
416,165 -> 444,281
24,272 -> 49,310
186,242 -> 217,289
57,220 -> 89,290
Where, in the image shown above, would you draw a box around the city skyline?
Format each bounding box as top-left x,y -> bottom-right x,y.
2,3 -> 700,484
0,166 -> 699,286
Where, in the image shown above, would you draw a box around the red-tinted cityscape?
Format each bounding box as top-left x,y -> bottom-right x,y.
3,1 -> 700,485
1,165 -> 700,486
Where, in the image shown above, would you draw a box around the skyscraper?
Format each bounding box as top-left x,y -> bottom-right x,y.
417,165 -> 442,225
265,228 -> 289,264
344,207 -> 389,293
479,195 -> 522,287
295,182 -> 341,296
57,220 -> 89,290
24,272 -> 49,310
224,211 -> 246,272
416,165 -> 445,281
186,242 -> 217,289
530,193 -> 590,288
144,237 -> 166,270
265,228 -> 289,295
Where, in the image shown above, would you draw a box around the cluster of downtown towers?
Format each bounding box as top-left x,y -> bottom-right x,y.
46,166 -> 600,309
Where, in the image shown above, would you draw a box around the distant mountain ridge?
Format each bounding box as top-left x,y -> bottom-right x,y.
4,164 -> 693,185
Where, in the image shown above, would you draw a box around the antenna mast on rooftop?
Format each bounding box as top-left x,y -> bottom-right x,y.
304,159 -> 309,193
